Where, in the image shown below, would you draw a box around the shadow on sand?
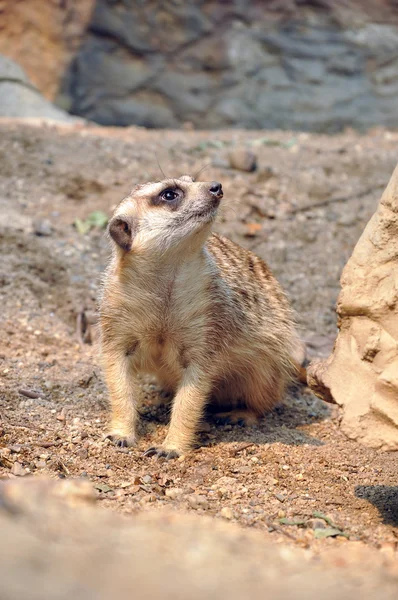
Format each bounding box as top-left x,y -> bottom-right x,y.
355,485 -> 398,526
140,384 -> 331,448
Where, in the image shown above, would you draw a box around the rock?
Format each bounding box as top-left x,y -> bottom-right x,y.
35,460 -> 47,469
187,494 -> 209,510
58,2 -> 398,131
216,476 -> 236,486
0,55 -> 81,122
0,478 -> 96,511
33,219 -> 53,237
0,478 -> 397,598
275,494 -> 286,503
308,163 -> 398,450
304,334 -> 335,359
3,2 -> 398,131
56,408 -> 66,422
0,55 -> 30,84
8,445 -> 22,454
165,488 -> 183,500
0,1 -> 94,100
306,518 -> 327,530
220,507 -> 234,520
256,166 -> 275,183
228,149 -> 257,173
10,462 -> 26,477
76,448 -> 88,460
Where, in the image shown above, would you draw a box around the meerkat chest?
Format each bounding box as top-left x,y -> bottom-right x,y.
126,272 -> 209,371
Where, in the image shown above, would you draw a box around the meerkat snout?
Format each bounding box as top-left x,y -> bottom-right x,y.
209,182 -> 223,206
209,181 -> 223,198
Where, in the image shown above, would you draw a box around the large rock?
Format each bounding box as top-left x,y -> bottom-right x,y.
63,0 -> 398,130
308,164 -> 398,450
0,0 -> 94,100
0,55 -> 80,122
0,478 -> 397,599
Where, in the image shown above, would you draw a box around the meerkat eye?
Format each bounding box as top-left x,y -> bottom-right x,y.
160,189 -> 179,202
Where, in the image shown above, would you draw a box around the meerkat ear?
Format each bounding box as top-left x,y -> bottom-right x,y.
108,217 -> 135,251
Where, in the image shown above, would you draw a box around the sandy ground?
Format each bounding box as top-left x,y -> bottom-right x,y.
0,119 -> 397,557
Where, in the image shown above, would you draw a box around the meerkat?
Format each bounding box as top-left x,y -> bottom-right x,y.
99,175 -> 303,458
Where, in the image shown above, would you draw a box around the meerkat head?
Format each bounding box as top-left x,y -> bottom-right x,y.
108,175 -> 223,256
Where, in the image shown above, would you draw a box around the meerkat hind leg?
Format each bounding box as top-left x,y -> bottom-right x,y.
211,409 -> 259,427
211,408 -> 259,427
207,374 -> 261,427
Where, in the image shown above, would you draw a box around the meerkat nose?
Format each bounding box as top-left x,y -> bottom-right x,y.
209,182 -> 223,197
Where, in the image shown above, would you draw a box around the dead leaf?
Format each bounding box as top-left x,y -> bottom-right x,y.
312,511 -> 337,528
279,518 -> 306,526
314,527 -> 349,539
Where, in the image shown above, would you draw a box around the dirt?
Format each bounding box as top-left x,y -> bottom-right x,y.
0,119 -> 397,557
1,479 -> 398,600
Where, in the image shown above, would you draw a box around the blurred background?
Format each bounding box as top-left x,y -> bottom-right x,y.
2,0 -> 398,131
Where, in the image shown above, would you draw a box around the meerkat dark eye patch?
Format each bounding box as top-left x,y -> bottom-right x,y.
152,186 -> 183,209
108,217 -> 135,251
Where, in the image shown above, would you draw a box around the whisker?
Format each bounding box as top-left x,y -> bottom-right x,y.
155,153 -> 166,179
193,162 -> 213,181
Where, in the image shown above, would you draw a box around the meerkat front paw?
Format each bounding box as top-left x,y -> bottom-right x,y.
143,446 -> 182,460
104,431 -> 136,448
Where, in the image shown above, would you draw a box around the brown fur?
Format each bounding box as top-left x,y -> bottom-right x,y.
99,176 -> 302,457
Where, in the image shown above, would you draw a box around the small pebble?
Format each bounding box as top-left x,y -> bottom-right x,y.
76,448 -> 88,460
9,445 -> 22,454
307,519 -> 327,530
228,148 -> 257,172
165,488 -> 183,500
187,494 -> 208,510
256,166 -> 275,182
220,507 -> 234,520
57,408 -> 67,422
33,218 -> 53,236
11,461 -> 26,477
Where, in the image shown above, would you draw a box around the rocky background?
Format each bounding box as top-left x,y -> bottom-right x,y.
0,0 -> 94,100
2,0 -> 398,130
